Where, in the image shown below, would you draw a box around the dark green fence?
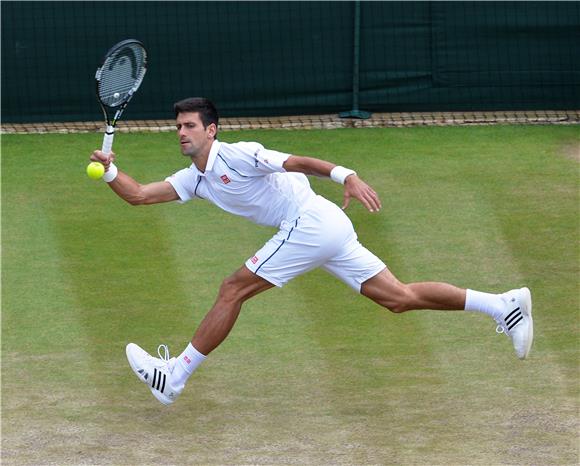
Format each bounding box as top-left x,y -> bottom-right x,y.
2,1 -> 579,123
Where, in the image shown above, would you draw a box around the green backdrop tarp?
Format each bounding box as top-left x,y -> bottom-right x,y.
2,1 -> 579,123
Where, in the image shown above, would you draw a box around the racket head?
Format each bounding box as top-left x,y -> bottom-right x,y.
95,39 -> 148,109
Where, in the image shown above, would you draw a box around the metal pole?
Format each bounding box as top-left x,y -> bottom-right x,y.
340,0 -> 371,119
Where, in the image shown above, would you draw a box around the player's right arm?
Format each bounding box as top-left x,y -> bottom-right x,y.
90,150 -> 179,205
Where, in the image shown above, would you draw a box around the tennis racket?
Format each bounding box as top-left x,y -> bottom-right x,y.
93,39 -> 147,163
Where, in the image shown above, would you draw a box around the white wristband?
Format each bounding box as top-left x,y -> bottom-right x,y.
330,166 -> 356,184
102,163 -> 118,183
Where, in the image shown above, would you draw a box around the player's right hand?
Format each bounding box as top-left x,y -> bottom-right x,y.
90,150 -> 116,170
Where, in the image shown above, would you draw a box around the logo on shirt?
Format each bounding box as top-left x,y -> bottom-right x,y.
254,149 -> 271,167
220,174 -> 231,184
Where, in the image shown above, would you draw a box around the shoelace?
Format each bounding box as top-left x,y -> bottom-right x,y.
157,344 -> 170,362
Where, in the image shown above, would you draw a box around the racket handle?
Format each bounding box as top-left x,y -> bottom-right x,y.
101,125 -> 115,154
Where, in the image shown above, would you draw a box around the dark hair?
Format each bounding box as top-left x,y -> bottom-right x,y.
173,97 -> 219,131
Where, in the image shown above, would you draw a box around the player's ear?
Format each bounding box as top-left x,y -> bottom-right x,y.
207,122 -> 217,139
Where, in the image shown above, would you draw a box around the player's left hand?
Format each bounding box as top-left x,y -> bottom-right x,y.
342,175 -> 382,212
90,150 -> 116,170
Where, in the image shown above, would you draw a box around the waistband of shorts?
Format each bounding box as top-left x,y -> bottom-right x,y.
280,194 -> 330,229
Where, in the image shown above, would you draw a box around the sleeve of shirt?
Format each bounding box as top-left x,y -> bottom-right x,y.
164,167 -> 200,203
254,144 -> 291,173
226,141 -> 291,176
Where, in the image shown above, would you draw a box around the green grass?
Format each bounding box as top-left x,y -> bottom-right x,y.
2,125 -> 579,465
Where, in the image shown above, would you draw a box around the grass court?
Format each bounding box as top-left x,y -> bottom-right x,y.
2,125 -> 579,464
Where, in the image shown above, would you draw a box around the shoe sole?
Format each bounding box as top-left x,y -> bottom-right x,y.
519,287 -> 533,359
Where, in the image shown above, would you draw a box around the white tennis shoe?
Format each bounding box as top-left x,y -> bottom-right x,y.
126,343 -> 183,405
495,287 -> 533,359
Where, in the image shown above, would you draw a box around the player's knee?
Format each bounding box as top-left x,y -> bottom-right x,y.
388,302 -> 411,313
383,286 -> 415,314
362,273 -> 416,314
217,275 -> 245,304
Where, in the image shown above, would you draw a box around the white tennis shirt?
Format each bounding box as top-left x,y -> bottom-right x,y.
165,140 -> 317,228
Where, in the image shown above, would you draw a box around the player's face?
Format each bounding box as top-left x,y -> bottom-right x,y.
176,112 -> 216,158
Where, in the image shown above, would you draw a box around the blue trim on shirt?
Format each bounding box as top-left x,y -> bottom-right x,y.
193,177 -> 203,199
217,153 -> 247,178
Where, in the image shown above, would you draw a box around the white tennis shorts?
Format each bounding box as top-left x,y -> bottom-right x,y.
245,196 -> 386,292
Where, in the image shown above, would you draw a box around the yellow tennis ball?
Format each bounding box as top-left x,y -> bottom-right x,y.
86,161 -> 105,180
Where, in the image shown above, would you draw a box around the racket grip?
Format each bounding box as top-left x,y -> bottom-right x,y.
101,126 -> 115,154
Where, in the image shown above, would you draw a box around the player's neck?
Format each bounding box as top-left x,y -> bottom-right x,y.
190,140 -> 214,172
191,153 -> 208,172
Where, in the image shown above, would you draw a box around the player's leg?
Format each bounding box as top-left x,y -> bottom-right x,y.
135,213 -> 325,405
359,268 -> 532,360
321,226 -> 533,360
127,203 -> 335,405
360,268 -> 466,312
191,265 -> 275,355
126,265 -> 274,405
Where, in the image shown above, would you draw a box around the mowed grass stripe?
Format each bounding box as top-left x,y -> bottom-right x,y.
44,199 -> 196,388
1,195 -> 108,464
387,129 -> 577,463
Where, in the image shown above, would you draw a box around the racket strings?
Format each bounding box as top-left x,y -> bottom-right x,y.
98,44 -> 146,107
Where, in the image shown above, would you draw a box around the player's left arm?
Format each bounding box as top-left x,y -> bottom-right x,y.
283,155 -> 382,212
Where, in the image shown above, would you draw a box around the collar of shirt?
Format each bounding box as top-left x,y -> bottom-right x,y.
196,139 -> 221,176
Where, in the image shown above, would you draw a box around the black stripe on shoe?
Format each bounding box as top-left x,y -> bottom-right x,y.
160,373 -> 166,393
505,307 -> 523,330
151,368 -> 168,393
156,369 -> 162,390
505,307 -> 521,323
507,315 -> 523,330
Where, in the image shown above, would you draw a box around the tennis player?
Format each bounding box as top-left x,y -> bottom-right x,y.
90,97 -> 534,405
